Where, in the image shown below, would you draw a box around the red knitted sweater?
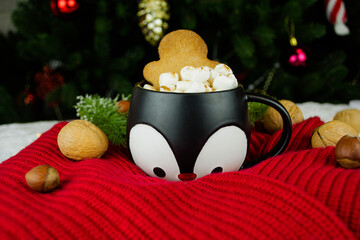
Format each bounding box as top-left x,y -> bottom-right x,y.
0,117 -> 359,239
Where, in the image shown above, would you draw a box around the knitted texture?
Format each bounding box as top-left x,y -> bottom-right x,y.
0,117 -> 359,239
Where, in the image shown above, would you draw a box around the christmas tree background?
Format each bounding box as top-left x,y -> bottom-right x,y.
0,0 -> 359,124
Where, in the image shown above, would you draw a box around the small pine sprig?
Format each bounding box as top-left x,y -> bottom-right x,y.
247,90 -> 272,126
75,94 -> 129,147
248,102 -> 268,126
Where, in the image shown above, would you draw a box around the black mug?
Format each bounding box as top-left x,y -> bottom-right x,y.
127,81 -> 292,181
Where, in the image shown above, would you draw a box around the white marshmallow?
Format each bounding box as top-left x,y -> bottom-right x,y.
212,74 -> 238,91
180,66 -> 210,82
159,72 -> 179,91
209,69 -> 219,85
193,66 -> 211,82
143,84 -> 156,91
180,66 -> 195,81
176,80 -> 193,91
227,73 -> 237,80
184,82 -> 206,93
156,63 -> 236,93
200,66 -> 212,73
214,64 -> 233,75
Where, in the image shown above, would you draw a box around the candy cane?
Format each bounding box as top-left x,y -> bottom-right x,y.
325,0 -> 350,36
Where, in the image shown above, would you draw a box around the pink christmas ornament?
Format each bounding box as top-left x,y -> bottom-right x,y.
325,0 -> 350,36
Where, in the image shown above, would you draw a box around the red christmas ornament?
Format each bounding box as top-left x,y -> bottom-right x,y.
288,47 -> 307,67
281,46 -> 311,74
18,88 -> 35,105
34,65 -> 64,100
282,17 -> 311,74
24,93 -> 34,105
51,0 -> 79,16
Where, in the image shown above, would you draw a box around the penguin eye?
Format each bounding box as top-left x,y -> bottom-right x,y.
193,126 -> 248,179
129,124 -> 180,181
153,167 -> 166,178
211,167 -> 223,174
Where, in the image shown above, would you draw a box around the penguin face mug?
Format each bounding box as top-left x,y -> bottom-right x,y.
126,29 -> 292,181
126,81 -> 292,181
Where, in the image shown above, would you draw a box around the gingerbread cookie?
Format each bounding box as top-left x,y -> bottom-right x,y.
143,29 -> 220,90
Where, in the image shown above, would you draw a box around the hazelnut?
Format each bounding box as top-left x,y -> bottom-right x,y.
263,99 -> 304,133
116,100 -> 130,113
333,109 -> 360,132
335,135 -> 360,169
311,120 -> 358,148
57,120 -> 109,160
25,165 -> 60,192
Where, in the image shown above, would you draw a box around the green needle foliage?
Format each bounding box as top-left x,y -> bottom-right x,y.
248,102 -> 269,127
75,94 -> 129,147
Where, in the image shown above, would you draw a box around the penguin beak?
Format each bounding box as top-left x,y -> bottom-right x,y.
178,173 -> 197,181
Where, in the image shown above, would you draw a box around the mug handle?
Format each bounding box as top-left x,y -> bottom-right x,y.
242,94 -> 292,168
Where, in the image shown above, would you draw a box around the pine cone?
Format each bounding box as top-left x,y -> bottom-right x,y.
137,0 -> 170,46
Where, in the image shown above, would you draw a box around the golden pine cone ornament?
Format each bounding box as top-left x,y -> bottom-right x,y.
137,0 -> 170,46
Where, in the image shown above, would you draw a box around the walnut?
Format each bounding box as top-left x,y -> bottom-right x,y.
333,109 -> 360,132
57,120 -> 109,160
311,120 -> 358,148
263,99 -> 304,134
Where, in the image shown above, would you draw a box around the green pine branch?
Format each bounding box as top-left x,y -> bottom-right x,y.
74,94 -> 129,147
